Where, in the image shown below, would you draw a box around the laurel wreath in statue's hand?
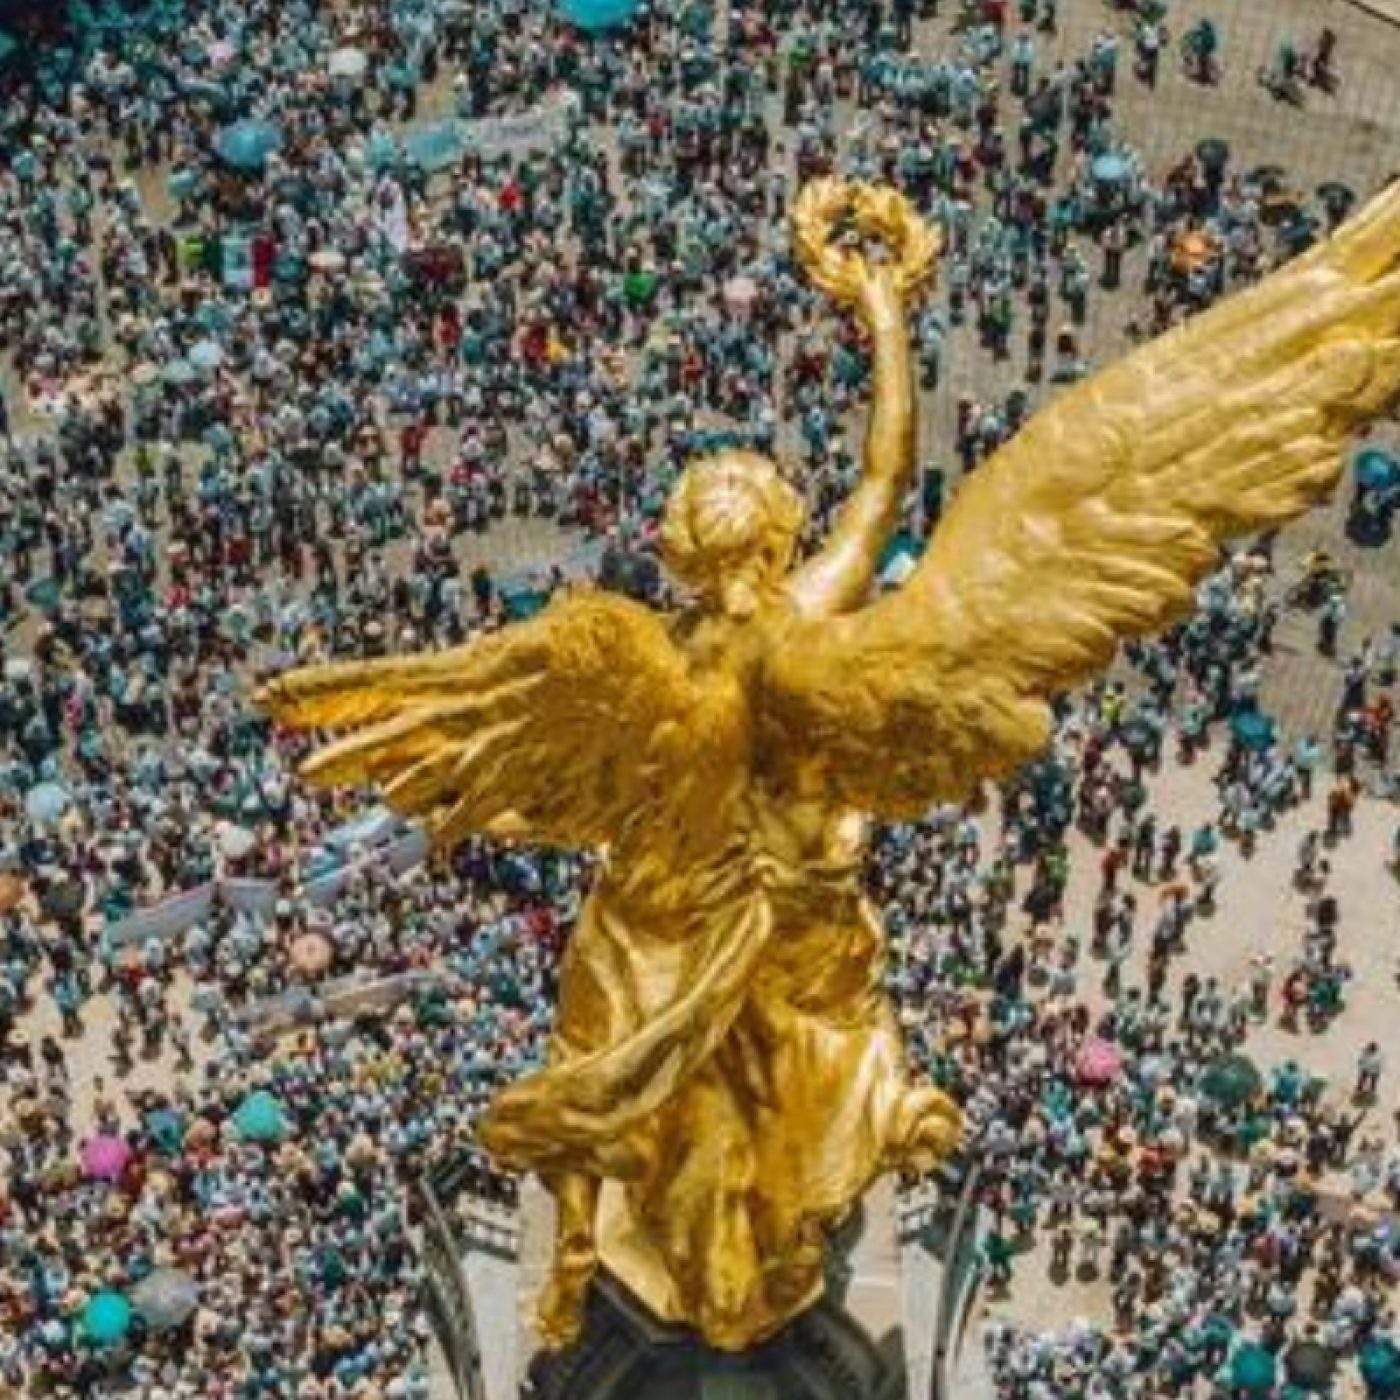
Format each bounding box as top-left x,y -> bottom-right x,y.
793,179 -> 942,315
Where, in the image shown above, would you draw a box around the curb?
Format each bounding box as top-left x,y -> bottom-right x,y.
1340,0 -> 1400,26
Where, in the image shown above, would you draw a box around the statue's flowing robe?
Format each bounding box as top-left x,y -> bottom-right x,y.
480,845 -> 916,1350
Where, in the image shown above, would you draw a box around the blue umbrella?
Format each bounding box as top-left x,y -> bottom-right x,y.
167,168 -> 200,202
214,118 -> 284,171
404,122 -> 465,173
1355,447 -> 1400,492
1091,152 -> 1131,184
559,0 -> 643,31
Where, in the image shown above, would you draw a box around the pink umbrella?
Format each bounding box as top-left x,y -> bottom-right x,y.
1074,1037 -> 1123,1086
82,1134 -> 132,1181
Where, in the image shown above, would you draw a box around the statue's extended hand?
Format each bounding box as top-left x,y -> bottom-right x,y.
793,179 -> 941,325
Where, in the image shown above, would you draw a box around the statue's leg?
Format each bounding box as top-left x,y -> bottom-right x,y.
537,1170 -> 600,1349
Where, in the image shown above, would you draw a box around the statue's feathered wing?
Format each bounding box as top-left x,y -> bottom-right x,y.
766,181 -> 1400,818
259,591 -> 726,853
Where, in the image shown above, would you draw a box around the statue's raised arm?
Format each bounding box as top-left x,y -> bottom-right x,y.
784,180 -> 941,617
765,178 -> 1400,817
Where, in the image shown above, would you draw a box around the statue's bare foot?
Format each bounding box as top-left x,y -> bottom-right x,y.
887,1084 -> 962,1173
536,1246 -> 596,1350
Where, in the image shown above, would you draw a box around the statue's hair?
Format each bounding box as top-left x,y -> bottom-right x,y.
660,451 -> 806,590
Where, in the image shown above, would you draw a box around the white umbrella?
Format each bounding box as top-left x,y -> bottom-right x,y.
723,275 -> 758,310
188,340 -> 224,371
27,785 -> 71,829
328,46 -> 368,79
308,249 -> 347,273
25,783 -> 70,825
131,1268 -> 200,1331
219,824 -> 256,860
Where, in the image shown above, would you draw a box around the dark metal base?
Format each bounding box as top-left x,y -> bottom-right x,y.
527,1272 -> 907,1400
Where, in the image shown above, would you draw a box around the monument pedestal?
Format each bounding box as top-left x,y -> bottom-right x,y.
510,1178 -> 926,1400
526,1271 -> 907,1400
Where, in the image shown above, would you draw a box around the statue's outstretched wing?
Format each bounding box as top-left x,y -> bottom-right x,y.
259,591 -> 721,852
765,181 -> 1400,818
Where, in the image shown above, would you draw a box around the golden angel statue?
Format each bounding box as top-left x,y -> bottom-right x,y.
260,177 -> 1400,1353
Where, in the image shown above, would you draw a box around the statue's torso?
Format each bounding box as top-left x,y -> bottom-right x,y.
606,602 -> 868,904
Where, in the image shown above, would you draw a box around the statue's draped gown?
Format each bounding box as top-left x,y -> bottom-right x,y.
480,780 -> 921,1350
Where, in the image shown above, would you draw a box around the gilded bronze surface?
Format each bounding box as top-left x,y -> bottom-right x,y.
260,178 -> 1400,1352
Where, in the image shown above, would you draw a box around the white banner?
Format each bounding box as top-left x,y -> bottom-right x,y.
105,882 -> 218,948
459,94 -> 577,158
102,821 -> 432,947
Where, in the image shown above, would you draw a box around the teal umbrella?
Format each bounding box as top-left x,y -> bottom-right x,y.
1202,1053 -> 1264,1110
144,1107 -> 185,1155
188,339 -> 224,371
167,168 -> 199,202
1231,709 -> 1276,752
82,1290 -> 132,1345
24,577 -> 62,612
1233,1343 -> 1279,1394
233,1090 -> 287,1142
560,0 -> 643,31
1360,1339 -> 1400,1398
1356,447 -> 1400,491
162,359 -> 197,386
366,130 -> 399,172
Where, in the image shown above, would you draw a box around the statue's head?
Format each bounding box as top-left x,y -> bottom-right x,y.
660,450 -> 806,619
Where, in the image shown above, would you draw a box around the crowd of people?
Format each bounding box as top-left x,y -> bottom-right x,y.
887,575 -> 1400,1398
1,0 -> 1399,1395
